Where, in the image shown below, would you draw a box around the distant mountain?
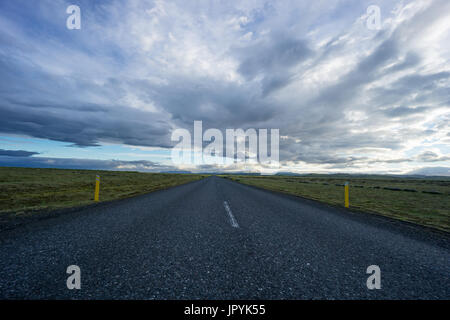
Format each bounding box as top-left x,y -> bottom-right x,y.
162,170 -> 192,174
227,172 -> 261,176
274,172 -> 303,176
407,167 -> 450,177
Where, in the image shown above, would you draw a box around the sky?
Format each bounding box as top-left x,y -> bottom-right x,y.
0,0 -> 449,175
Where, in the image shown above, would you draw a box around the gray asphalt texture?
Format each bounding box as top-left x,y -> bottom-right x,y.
0,176 -> 449,299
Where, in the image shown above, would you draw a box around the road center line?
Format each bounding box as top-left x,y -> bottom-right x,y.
223,201 -> 239,228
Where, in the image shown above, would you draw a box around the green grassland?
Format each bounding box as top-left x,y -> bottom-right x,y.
0,167 -> 206,216
222,174 -> 450,232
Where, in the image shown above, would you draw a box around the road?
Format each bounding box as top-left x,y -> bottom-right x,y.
0,176 -> 448,299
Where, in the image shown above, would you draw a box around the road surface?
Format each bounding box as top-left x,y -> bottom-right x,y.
0,176 -> 448,299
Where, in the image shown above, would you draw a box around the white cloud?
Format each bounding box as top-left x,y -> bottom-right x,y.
0,0 -> 448,174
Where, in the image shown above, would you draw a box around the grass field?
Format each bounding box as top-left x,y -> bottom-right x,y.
0,167 -> 206,216
1,167 -> 448,232
222,174 -> 450,232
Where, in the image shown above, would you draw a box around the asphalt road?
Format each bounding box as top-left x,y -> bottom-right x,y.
0,176 -> 448,299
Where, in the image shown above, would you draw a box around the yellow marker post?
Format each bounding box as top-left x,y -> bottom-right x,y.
94,175 -> 100,202
344,181 -> 349,208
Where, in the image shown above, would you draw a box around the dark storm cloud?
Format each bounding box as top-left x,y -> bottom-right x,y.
274,36 -> 407,156
0,0 -> 448,173
140,76 -> 278,131
416,151 -> 450,162
0,149 -> 39,157
0,100 -> 173,147
311,37 -> 399,110
294,154 -> 366,165
277,1 -> 450,169
0,50 -> 173,147
366,71 -> 449,111
394,72 -> 450,91
0,156 -> 177,172
237,36 -> 311,78
236,34 -> 312,95
382,52 -> 421,74
381,106 -> 429,118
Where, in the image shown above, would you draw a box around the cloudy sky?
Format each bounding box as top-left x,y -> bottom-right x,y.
0,0 -> 449,175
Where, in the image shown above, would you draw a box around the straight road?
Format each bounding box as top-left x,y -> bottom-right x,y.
0,176 -> 448,299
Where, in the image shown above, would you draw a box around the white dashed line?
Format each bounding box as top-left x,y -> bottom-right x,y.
223,201 -> 239,228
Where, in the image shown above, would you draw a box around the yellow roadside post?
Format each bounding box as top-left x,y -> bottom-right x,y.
344,181 -> 349,208
94,175 -> 100,202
